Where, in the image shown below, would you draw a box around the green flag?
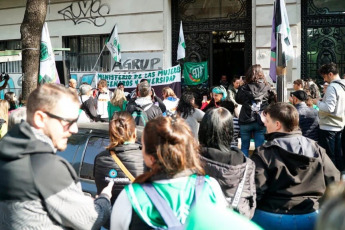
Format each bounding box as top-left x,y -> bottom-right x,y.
183,61 -> 208,85
106,24 -> 121,63
177,21 -> 186,60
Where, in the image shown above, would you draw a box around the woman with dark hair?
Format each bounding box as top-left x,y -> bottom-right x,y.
235,64 -> 274,156
94,111 -> 145,206
176,91 -> 204,139
199,107 -> 256,218
110,116 -> 229,230
4,92 -> 19,111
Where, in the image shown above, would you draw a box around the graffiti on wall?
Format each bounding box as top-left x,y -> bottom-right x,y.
0,74 -> 22,99
58,0 -> 110,27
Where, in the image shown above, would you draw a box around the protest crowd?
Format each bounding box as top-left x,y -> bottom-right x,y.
1,62 -> 345,230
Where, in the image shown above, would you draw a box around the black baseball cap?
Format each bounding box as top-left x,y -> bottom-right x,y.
291,90 -> 308,101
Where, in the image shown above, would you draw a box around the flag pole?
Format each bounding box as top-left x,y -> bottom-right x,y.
91,43 -> 106,72
276,33 -> 287,102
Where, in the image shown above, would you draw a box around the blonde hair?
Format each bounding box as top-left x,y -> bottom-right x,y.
110,88 -> 127,108
0,100 -> 9,124
0,100 -> 9,137
162,87 -> 176,98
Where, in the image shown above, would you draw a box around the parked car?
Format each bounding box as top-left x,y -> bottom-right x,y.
57,122 -> 143,197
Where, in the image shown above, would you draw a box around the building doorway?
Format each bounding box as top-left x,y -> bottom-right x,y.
172,0 -> 251,88
212,30 -> 245,86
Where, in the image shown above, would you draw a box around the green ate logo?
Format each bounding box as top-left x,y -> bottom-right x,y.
189,65 -> 204,82
40,42 -> 49,61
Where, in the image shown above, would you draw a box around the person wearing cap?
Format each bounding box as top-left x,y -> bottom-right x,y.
290,90 -> 319,141
289,79 -> 304,104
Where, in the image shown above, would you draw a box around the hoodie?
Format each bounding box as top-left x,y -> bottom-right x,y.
163,96 -> 179,115
0,122 -> 111,230
200,147 -> 257,218
235,81 -> 272,124
251,131 -> 340,214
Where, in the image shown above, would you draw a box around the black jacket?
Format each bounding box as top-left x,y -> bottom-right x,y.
251,131 -> 340,214
295,102 -> 319,141
94,143 -> 145,205
200,147 -> 256,218
235,81 -> 272,124
0,122 -> 111,229
80,95 -> 98,121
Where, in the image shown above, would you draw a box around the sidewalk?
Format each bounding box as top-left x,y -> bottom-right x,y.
237,138 -> 256,156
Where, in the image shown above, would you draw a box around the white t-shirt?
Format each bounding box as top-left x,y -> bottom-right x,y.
97,90 -> 111,118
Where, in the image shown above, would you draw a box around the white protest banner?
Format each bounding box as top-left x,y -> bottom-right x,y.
96,65 -> 182,97
39,22 -> 60,84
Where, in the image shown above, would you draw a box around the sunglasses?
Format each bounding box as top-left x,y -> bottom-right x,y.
44,111 -> 79,129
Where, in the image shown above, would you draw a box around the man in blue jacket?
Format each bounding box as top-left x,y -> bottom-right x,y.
290,90 -> 319,141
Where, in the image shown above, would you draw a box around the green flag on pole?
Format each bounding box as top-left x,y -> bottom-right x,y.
183,61 -> 208,85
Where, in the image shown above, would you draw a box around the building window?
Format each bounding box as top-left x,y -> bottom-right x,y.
301,0 -> 345,83
0,40 -> 22,73
64,35 -> 111,72
309,0 -> 345,15
179,0 -> 247,21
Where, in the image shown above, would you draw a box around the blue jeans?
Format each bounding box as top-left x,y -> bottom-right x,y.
252,209 -> 318,230
240,122 -> 266,157
318,129 -> 343,171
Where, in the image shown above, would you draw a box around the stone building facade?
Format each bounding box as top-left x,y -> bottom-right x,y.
0,0 -> 344,95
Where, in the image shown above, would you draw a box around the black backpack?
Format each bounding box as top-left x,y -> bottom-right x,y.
131,103 -> 152,126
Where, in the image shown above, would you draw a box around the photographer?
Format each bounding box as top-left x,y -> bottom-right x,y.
0,73 -> 10,91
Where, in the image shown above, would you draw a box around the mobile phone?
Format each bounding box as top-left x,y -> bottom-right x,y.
203,96 -> 207,102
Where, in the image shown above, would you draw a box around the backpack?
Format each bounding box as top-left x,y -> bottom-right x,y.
131,103 -> 152,126
141,176 -> 205,230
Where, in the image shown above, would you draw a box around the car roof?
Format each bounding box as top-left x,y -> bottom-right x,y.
76,122 -> 144,141
77,122 -> 109,132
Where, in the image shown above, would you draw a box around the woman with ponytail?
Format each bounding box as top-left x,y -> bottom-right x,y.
110,116 -> 229,230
